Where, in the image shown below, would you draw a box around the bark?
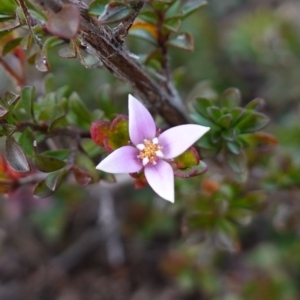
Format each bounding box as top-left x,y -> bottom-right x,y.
30,0 -> 189,126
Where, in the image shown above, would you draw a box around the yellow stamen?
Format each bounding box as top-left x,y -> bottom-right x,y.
137,139 -> 164,166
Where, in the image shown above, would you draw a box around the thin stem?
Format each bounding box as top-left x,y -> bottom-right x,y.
17,0 -> 43,48
0,57 -> 24,86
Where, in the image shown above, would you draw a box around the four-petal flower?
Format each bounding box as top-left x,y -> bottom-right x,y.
96,95 -> 210,202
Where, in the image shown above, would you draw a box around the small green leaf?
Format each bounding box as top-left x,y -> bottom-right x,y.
18,127 -> 35,157
230,107 -> 244,125
1,0 -> 17,15
41,149 -> 71,160
174,147 -> 199,169
221,128 -> 236,142
218,114 -> 232,129
89,0 -> 109,15
225,149 -> 247,173
181,0 -> 207,18
0,123 -> 16,136
33,180 -> 54,198
5,136 -> 31,173
207,106 -> 222,123
68,92 -> 91,129
14,85 -> 35,121
174,160 -> 208,178
45,169 -> 67,191
190,112 -> 219,129
193,97 -> 213,118
76,153 -> 99,182
197,132 -> 218,150
221,88 -> 241,109
245,97 -> 265,111
98,1 -> 134,23
226,140 -> 242,155
58,40 -> 77,58
239,132 -> 278,152
236,111 -> 269,133
34,155 -> 66,173
163,16 -> 181,33
167,32 -> 194,51
2,37 -> 22,56
4,91 -> 19,107
0,105 -> 9,119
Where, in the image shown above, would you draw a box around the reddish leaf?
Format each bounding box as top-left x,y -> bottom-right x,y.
46,4 -> 80,39
73,166 -> 92,186
5,136 -> 30,173
90,120 -> 111,147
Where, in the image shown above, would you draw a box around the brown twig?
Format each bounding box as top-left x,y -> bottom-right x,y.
30,0 -> 189,126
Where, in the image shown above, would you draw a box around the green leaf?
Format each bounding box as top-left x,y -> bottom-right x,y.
225,149 -> 247,173
245,97 -> 265,111
34,155 -> 66,173
220,88 -> 241,109
163,16 -> 181,33
226,140 -> 242,155
13,85 -> 35,121
58,40 -> 77,58
207,106 -> 222,123
193,97 -> 213,118
4,91 -> 19,107
98,1 -> 134,23
174,147 -> 199,169
5,136 -> 31,173
89,0 -> 109,15
2,37 -> 22,56
18,127 -> 35,157
0,123 -> 16,136
33,180 -> 54,198
197,132 -> 218,150
221,128 -> 236,142
76,153 -> 99,182
218,114 -> 232,129
1,0 -> 17,15
239,132 -> 278,152
190,112 -> 219,129
230,107 -> 244,125
167,32 -> 194,51
68,92 -> 91,129
41,149 -> 70,160
174,160 -> 208,178
236,111 -> 269,133
96,85 -> 115,118
45,169 -> 67,191
181,0 -> 207,18
0,104 -> 9,120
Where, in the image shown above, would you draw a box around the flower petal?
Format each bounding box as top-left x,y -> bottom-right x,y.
159,124 -> 210,159
144,160 -> 174,202
128,94 -> 156,145
96,146 -> 142,173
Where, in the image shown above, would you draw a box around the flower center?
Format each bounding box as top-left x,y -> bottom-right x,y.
136,137 -> 164,166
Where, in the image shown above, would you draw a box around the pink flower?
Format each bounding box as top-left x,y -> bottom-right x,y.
96,95 -> 210,202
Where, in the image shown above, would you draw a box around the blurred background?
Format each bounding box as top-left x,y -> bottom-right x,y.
1,0 -> 300,299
